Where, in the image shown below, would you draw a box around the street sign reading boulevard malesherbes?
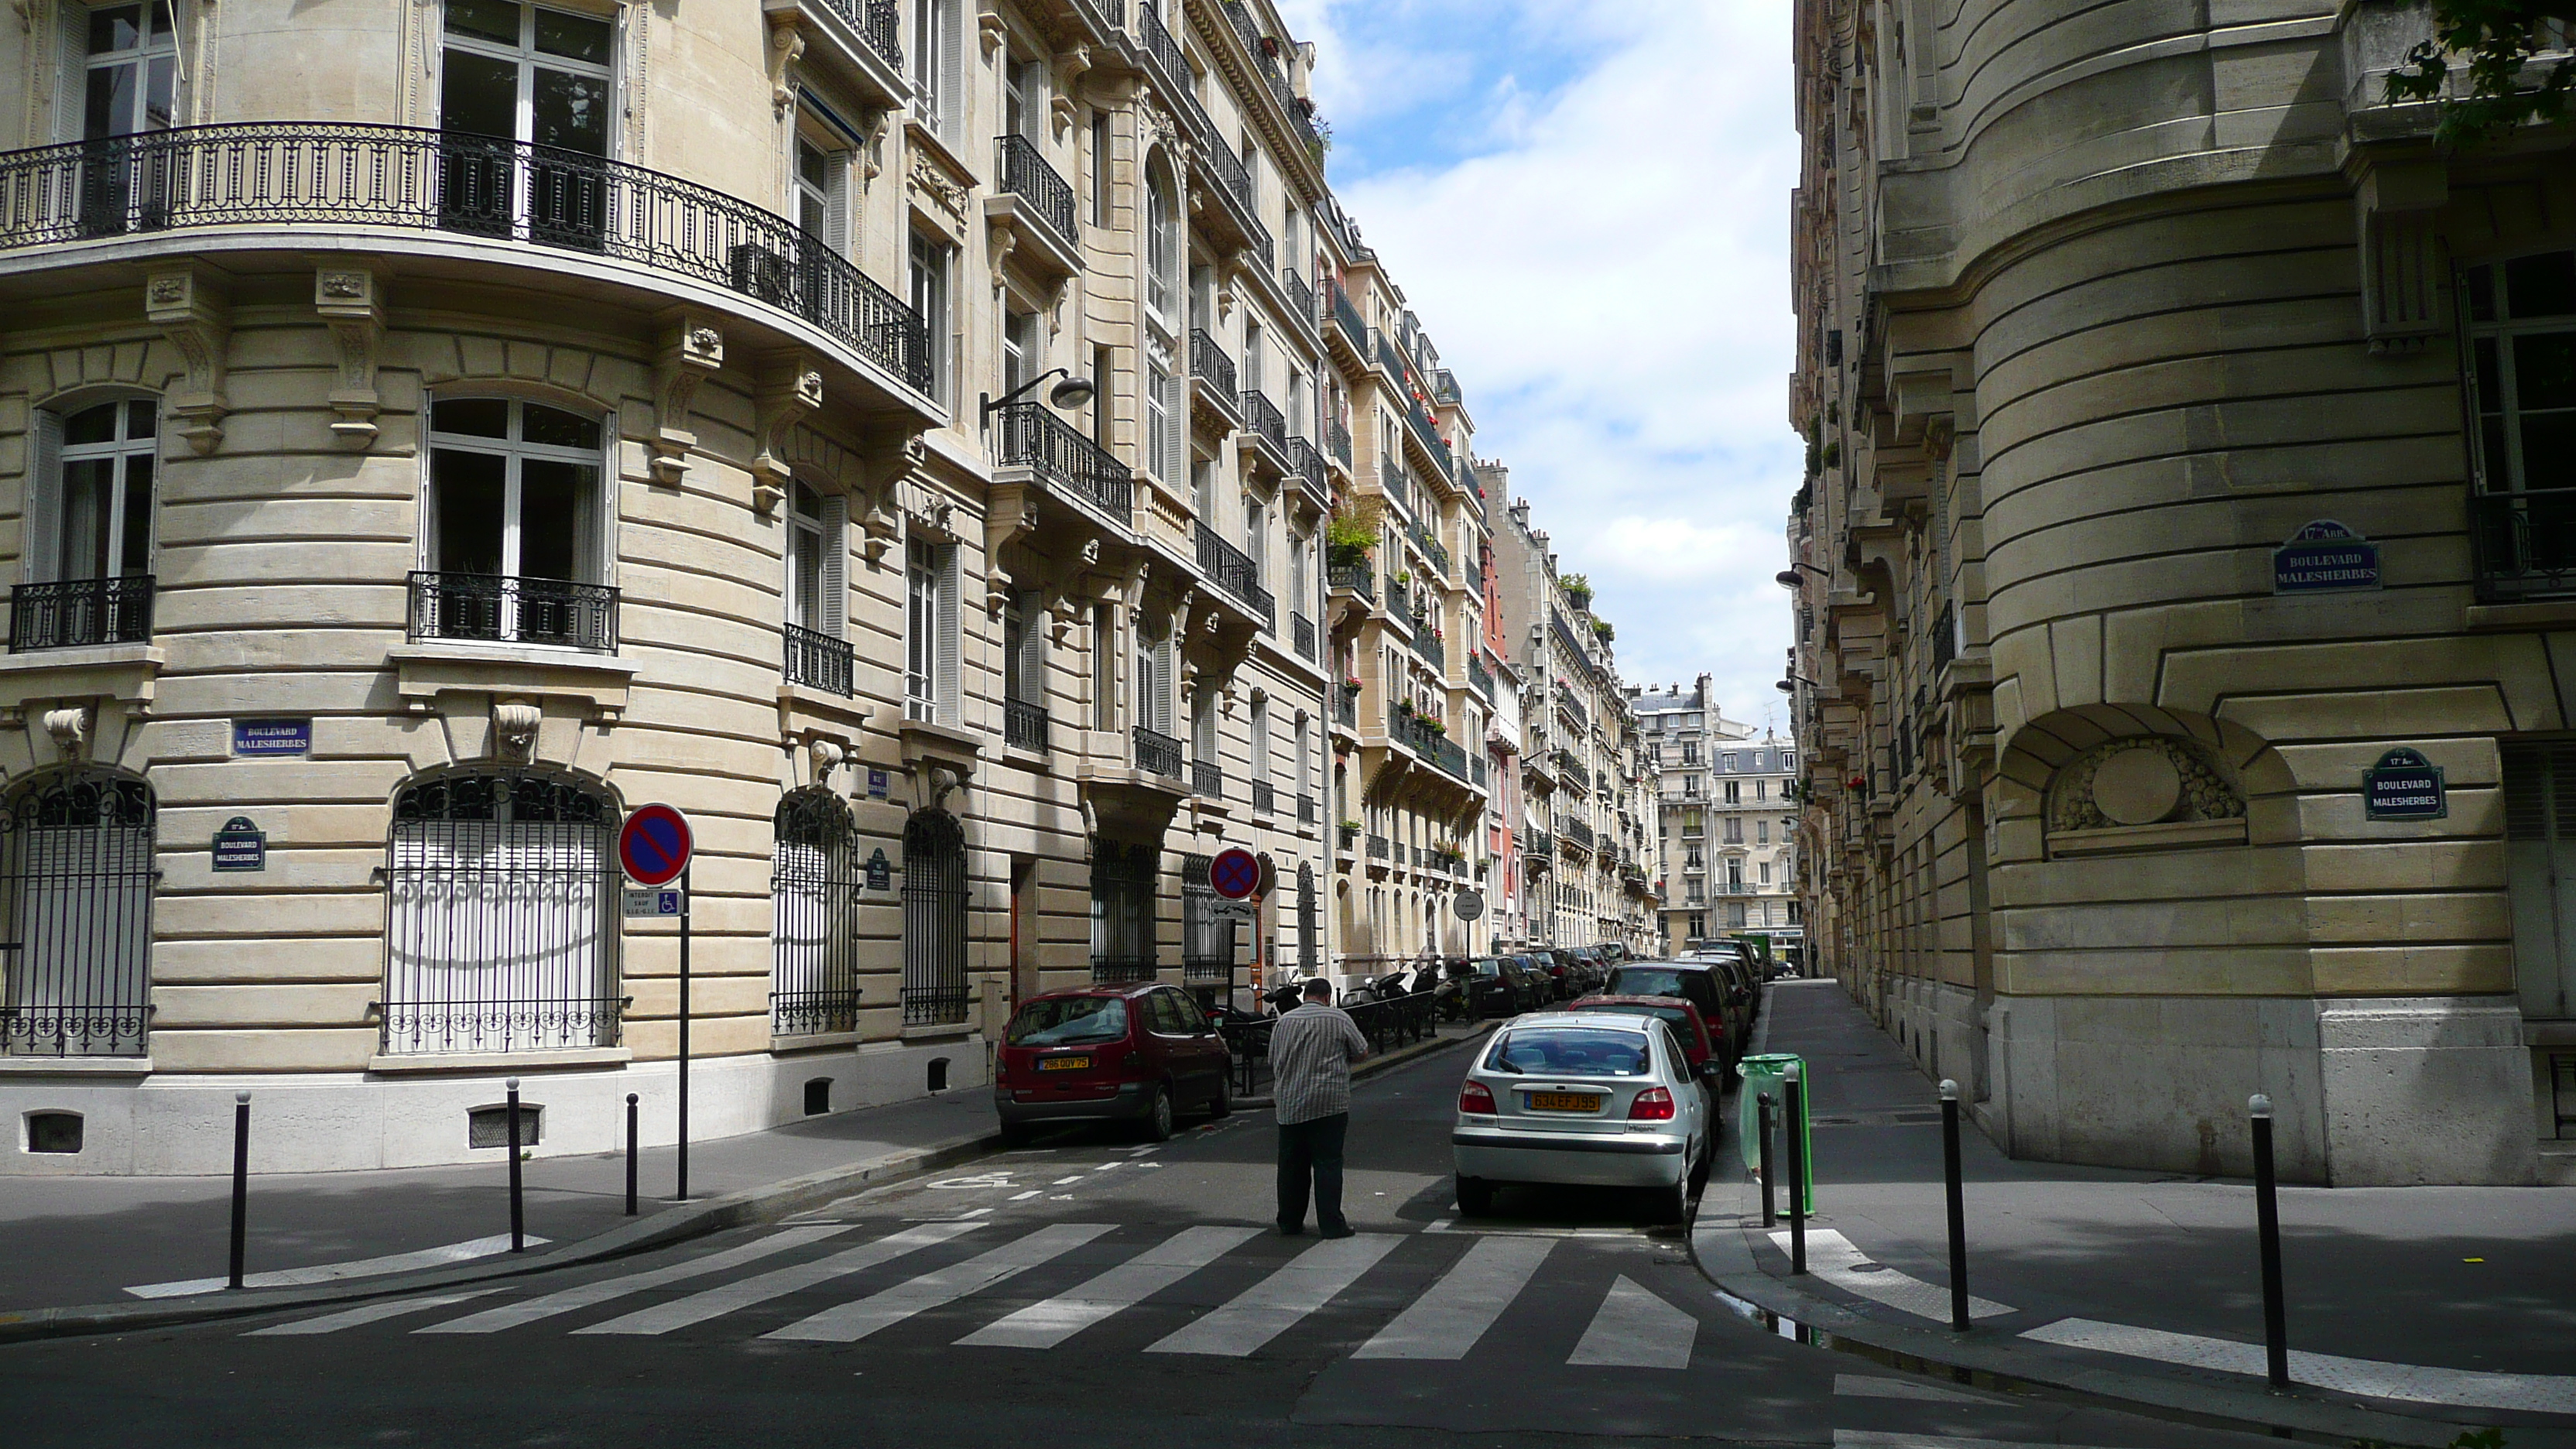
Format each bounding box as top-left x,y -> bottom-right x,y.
618,803 -> 694,887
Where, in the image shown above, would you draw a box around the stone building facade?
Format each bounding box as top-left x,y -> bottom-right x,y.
1634,677 -> 1799,955
1786,0 -> 2576,1183
0,0 -> 1510,1173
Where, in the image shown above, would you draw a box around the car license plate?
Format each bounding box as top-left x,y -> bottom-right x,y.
1527,1091 -> 1601,1113
1039,1055 -> 1091,1071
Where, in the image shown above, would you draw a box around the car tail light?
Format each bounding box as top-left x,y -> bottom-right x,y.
1629,1086 -> 1676,1121
1458,1081 -> 1498,1115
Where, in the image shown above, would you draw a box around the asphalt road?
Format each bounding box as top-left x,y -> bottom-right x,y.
0,1041 -> 2296,1448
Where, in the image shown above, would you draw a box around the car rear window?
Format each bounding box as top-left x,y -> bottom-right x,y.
1585,1002 -> 1696,1039
1467,958 -> 1503,976
1008,996 -> 1129,1046
1485,1026 -> 1652,1077
1607,967 -> 1697,998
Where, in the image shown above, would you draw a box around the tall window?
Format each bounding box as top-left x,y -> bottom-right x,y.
2467,249 -> 2576,595
1146,342 -> 1177,481
1245,498 -> 1266,580
909,232 -> 952,404
80,2 -> 176,141
34,399 -> 158,592
1002,590 -> 1045,707
1091,841 -> 1156,979
1092,604 -> 1118,730
420,398 -> 608,648
1091,111 -> 1114,227
438,1 -> 613,238
909,0 -> 957,139
900,809 -> 968,1023
0,772 -> 156,1058
784,481 -> 845,636
1091,343 -> 1115,446
1145,165 -> 1178,324
772,789 -> 858,1035
1134,611 -> 1165,735
1244,320 -> 1265,396
1249,697 -> 1270,791
795,133 -> 849,256
906,537 -> 955,722
1002,308 -> 1038,397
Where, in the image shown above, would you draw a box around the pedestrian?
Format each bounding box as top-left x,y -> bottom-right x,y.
1268,977 -> 1369,1238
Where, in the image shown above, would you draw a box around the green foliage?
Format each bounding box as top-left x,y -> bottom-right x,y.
2386,1 -> 2576,142
1593,618 -> 1616,643
1324,508 -> 1377,566
1560,573 -> 1594,606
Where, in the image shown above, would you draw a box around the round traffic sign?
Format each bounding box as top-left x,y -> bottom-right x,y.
618,803 -> 694,887
1454,890 -> 1485,921
1207,846 -> 1261,901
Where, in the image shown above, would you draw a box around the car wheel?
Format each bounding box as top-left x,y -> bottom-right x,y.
1687,1139 -> 1712,1194
1139,1082 -> 1175,1142
1660,1173 -> 1692,1226
999,1122 -> 1034,1149
1455,1175 -> 1495,1217
1207,1070 -> 1233,1120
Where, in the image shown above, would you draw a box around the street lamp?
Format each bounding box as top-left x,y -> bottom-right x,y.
1776,673 -> 1818,694
1774,563 -> 1832,589
978,366 -> 1098,429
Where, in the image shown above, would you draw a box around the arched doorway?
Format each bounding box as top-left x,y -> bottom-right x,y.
772,788 -> 858,1035
901,809 -> 967,1025
383,771 -> 618,1054
0,771 -> 155,1057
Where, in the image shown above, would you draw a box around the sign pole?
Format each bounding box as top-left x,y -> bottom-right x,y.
677,861 -> 691,1204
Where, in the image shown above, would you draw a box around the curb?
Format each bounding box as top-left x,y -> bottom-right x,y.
0,1129 -> 1003,1347
1689,985 -> 2481,1447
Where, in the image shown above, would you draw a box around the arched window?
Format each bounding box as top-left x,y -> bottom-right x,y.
772,789 -> 858,1034
20,397 -> 159,650
416,397 -> 613,651
383,771 -> 618,1054
900,809 -> 967,1024
0,771 -> 154,1057
1144,162 -> 1177,324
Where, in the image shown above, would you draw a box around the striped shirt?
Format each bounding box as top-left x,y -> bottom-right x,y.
1268,1003 -> 1371,1125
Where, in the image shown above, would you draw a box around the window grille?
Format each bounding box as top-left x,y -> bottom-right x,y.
900,809 -> 968,1023
0,772 -> 155,1057
772,789 -> 861,1035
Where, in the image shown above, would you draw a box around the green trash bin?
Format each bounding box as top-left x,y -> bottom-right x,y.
1735,1052 -> 1813,1214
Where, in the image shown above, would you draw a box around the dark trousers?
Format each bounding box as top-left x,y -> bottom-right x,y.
1276,1113 -> 1350,1232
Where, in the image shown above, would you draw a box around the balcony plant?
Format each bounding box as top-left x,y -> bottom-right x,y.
1591,619 -> 1615,643
1560,573 -> 1593,608
1325,507 -> 1378,568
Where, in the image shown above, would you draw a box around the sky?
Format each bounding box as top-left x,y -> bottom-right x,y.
1274,0 -> 1802,735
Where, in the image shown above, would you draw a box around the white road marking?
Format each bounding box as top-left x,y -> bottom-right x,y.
247,1288 -> 503,1336
1145,1233 -> 1400,1357
1567,1275 -> 1697,1368
128,1234 -> 550,1299
1352,1235 -> 1553,1360
573,1221 -> 978,1336
1054,1177 -> 1084,1185
1009,1190 -> 1043,1201
766,1223 -> 1115,1343
1833,1434 -> 2078,1449
1423,1218 -> 1638,1240
1833,1373 -> 1989,1403
421,1227 -> 855,1334
2022,1317 -> 2576,1415
957,1225 -> 1261,1349
1767,1228 -> 2012,1321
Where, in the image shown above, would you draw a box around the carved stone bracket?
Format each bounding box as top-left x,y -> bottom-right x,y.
750,352 -> 824,513
977,10 -> 1005,57
492,697 -> 543,763
145,269 -> 229,454
313,266 -> 385,446
41,706 -> 90,760
652,315 -> 725,485
1051,45 -> 1091,137
766,10 -> 805,112
855,433 -> 927,564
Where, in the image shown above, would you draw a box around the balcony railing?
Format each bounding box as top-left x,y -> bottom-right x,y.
1327,416 -> 1354,469
1299,793 -> 1317,824
1328,560 -> 1374,600
1282,268 -> 1317,331
784,622 -> 854,697
816,0 -> 903,67
1134,726 -> 1183,779
1242,390 -> 1289,457
995,133 -> 1075,242
1190,328 -> 1237,399
1415,622 -> 1444,671
1408,519 -> 1451,580
1201,131 -> 1258,220
0,125 -> 935,393
6,575 -> 154,652
1526,830 -> 1553,857
1194,521 -> 1276,622
994,399 -> 1133,524
1558,816 -> 1596,851
1252,779 -> 1276,814
1386,576 -> 1410,619
2470,489 -> 2576,601
1192,759 -> 1225,798
1379,457 -> 1410,516
1005,697 -> 1050,753
1138,2 -> 1192,106
1334,684 -> 1358,727
1287,437 -> 1328,502
1468,654 -> 1494,701
1293,611 -> 1317,659
1092,954 -> 1157,984
1330,280 -> 1368,351
1366,834 -> 1390,861
408,571 -> 618,653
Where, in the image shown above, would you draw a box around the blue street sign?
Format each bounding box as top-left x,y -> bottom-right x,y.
2273,520 -> 2379,594
213,817 -> 265,872
232,718 -> 312,756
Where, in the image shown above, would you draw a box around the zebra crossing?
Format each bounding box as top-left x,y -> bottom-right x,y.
242,1218 -> 1711,1368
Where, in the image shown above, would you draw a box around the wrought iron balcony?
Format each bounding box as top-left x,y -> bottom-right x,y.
1327,416 -> 1354,470
1408,519 -> 1451,579
1287,437 -> 1329,503
1091,954 -> 1157,984
1379,458 -> 1410,516
1138,2 -> 1192,103
1526,830 -> 1553,857
784,622 -> 854,696
1005,697 -> 1050,753
771,986 -> 862,1037
1557,815 -> 1596,851
993,399 -> 1133,525
1242,390 -> 1289,457
1293,611 -> 1317,659
1194,521 -> 1276,622
1330,281 -> 1368,351
1192,759 -> 1225,798
1133,726 -> 1184,779
995,133 -> 1075,243
815,0 -> 903,67
6,575 -> 154,652
1281,269 -> 1317,332
1252,779 -> 1276,814
1190,328 -> 1238,399
1416,622 -> 1444,671
2470,489 -> 2576,601
1366,833 -> 1390,861
1468,654 -> 1494,701
902,987 -> 970,1026
1386,576 -> 1410,619
408,571 -> 618,653
1334,684 -> 1358,727
0,125 -> 933,394
1328,560 -> 1375,600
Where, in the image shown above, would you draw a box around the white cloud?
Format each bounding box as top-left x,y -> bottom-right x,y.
1287,0 -> 1801,721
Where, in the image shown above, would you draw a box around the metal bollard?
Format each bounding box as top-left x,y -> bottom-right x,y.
1941,1079 -> 1968,1332
625,1092 -> 639,1216
228,1091 -> 251,1290
1756,1091 -> 1777,1229
1784,1066 -> 1807,1275
2251,1093 -> 2289,1387
506,1077 -> 525,1253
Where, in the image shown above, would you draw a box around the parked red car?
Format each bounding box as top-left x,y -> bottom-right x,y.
1568,993 -> 1728,1091
995,985 -> 1232,1144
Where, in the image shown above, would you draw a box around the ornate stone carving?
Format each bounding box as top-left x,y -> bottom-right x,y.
766,12 -> 804,112
145,269 -> 229,454
1051,46 -> 1091,136
651,314 -> 724,485
751,354 -> 825,512
807,736 -> 845,785
41,707 -> 89,760
313,266 -> 385,445
909,152 -> 969,226
492,699 -> 543,763
2047,737 -> 2242,834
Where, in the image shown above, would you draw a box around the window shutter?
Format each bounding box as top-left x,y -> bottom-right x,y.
820,491 -> 848,639
938,0 -> 965,146
936,542 -> 961,724
24,406 -> 63,584
1017,588 -> 1046,702
56,2 -> 87,144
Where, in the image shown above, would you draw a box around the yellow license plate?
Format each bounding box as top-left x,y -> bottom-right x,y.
1039,1056 -> 1091,1071
1527,1091 -> 1602,1112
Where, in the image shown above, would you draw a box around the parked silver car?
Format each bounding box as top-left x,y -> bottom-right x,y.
1451,1011 -> 1714,1224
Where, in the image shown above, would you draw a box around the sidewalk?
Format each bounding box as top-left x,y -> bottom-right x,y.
1696,979 -> 2576,1440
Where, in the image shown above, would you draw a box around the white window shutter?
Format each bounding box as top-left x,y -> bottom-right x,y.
24,406 -> 63,583
825,154 -> 851,258
938,0 -> 965,146
936,542 -> 962,724
1017,588 -> 1046,701
820,491 -> 848,638
56,2 -> 87,144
